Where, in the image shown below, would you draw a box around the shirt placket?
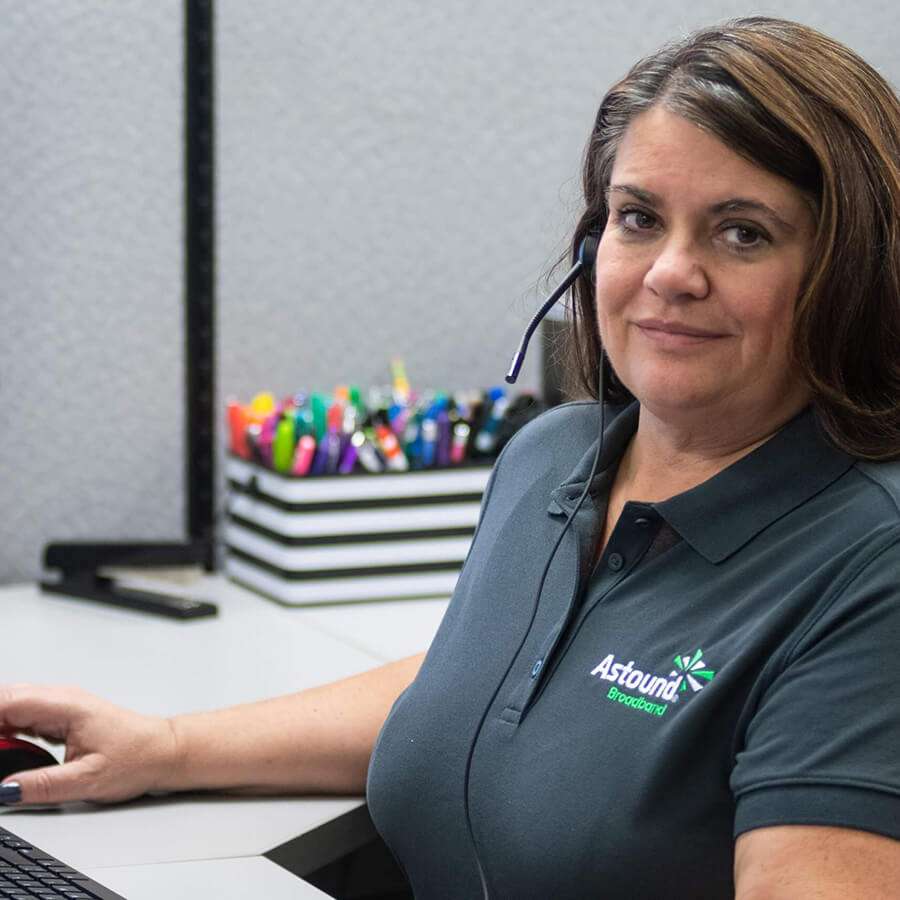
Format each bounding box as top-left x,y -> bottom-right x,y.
516,502 -> 664,723
570,502 -> 662,629
498,488 -> 601,726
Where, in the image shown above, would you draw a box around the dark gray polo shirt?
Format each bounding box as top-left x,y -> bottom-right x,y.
366,401 -> 900,899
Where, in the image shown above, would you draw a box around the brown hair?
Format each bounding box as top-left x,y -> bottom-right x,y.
566,16 -> 900,461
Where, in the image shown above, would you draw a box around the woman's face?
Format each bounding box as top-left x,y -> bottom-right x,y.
595,105 -> 817,424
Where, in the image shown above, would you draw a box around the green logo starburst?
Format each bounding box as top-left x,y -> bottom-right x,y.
670,649 -> 716,694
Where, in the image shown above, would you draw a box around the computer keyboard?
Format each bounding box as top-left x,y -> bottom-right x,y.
0,825 -> 126,899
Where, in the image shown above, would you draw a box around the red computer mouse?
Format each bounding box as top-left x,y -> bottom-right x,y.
0,737 -> 58,780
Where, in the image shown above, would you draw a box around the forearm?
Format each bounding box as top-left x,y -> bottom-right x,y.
735,825 -> 900,900
161,652 -> 424,796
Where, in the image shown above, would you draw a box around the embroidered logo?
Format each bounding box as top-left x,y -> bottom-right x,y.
590,649 -> 716,718
670,649 -> 717,696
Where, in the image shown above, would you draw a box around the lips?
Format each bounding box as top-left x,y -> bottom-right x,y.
632,318 -> 731,350
634,318 -> 728,338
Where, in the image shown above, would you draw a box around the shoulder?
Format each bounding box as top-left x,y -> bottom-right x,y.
822,459 -> 900,558
489,399 -> 619,487
476,399 -> 609,517
853,460 -> 900,520
787,463 -> 900,659
494,399 -> 603,465
809,456 -> 900,600
800,442 -> 900,545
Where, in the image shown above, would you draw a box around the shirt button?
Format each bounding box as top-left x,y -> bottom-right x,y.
608,552 -> 624,571
531,658 -> 544,678
635,517 -> 651,527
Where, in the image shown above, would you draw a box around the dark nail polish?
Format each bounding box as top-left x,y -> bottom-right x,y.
0,782 -> 22,804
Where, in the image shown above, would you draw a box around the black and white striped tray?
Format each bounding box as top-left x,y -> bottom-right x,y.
223,456 -> 492,605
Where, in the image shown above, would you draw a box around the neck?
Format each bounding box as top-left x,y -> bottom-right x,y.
618,394 -> 809,503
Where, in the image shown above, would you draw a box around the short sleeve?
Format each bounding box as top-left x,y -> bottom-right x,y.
731,534 -> 900,840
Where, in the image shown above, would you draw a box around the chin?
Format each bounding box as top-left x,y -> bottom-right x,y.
622,376 -> 729,417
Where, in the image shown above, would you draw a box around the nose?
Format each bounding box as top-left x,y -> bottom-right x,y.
642,239 -> 710,301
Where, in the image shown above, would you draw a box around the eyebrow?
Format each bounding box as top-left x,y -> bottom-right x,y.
606,184 -> 797,233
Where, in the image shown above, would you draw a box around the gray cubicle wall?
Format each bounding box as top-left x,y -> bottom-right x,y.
2,1 -> 897,584
1,3 -> 185,585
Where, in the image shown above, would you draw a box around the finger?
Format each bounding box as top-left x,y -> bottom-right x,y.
3,756 -> 103,806
0,685 -> 80,741
0,724 -> 60,743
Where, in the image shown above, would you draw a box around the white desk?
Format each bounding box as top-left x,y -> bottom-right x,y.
83,858 -> 335,899
0,574 -> 450,898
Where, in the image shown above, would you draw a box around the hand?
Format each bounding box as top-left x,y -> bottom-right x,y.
0,684 -> 178,805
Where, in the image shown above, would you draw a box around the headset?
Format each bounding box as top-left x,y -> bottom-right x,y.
505,234 -> 602,385
462,234 -> 609,898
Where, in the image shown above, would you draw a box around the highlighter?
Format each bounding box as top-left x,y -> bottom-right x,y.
272,417 -> 296,473
388,403 -> 409,435
245,423 -> 265,466
450,421 -> 470,464
390,357 -> 410,404
420,416 -> 438,468
474,391 -> 510,456
291,435 -> 316,476
375,424 -> 409,471
403,413 -> 422,468
258,411 -> 280,467
294,406 -> 314,442
349,384 -> 363,414
356,430 -> 386,473
310,393 -> 328,442
250,391 -> 277,423
342,403 -> 359,436
324,403 -> 344,474
338,430 -> 363,474
226,401 -> 250,459
436,408 -> 451,467
310,435 -> 330,475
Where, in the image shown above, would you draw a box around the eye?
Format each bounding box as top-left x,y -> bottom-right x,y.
618,208 -> 658,232
721,224 -> 769,252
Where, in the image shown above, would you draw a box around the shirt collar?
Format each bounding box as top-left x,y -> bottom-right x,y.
547,403 -> 638,515
549,402 -> 855,564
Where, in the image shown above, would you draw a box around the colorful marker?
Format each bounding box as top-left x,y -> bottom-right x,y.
450,421 -> 470,464
391,358 -> 410,404
291,434 -> 316,475
245,422 -> 265,466
324,402 -> 344,474
436,408 -> 451,467
310,393 -> 328,442
249,391 -> 276,423
338,430 -> 363,474
420,416 -> 438,468
227,400 -> 250,458
357,430 -> 385,473
272,416 -> 296,473
375,424 -> 409,471
475,391 -> 509,455
231,374 -> 521,476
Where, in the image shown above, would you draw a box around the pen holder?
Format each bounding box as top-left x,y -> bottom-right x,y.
223,455 -> 493,605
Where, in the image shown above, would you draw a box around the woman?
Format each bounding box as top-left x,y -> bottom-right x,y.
3,17 -> 899,899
